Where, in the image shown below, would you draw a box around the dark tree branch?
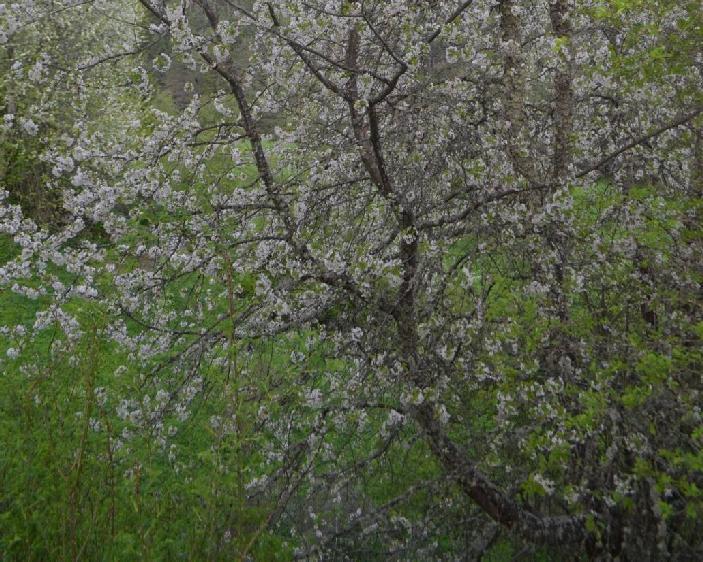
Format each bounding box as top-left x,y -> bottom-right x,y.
576,107 -> 703,178
411,402 -> 596,546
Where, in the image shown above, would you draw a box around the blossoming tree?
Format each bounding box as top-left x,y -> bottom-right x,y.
1,0 -> 702,559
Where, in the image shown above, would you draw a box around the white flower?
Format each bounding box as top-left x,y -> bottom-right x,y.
19,118 -> 38,136
533,473 -> 556,495
217,20 -> 237,44
152,53 -> 171,73
245,475 -> 268,490
387,410 -> 405,428
438,404 -> 450,425
94,387 -> 107,406
28,58 -> 47,82
6,347 -> 19,359
306,388 -> 323,406
214,97 -> 232,116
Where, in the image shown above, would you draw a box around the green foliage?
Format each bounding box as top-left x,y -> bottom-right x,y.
0,329 -> 292,560
0,130 -> 65,227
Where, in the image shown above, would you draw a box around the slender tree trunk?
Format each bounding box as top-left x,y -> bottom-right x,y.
499,0 -> 535,184
549,0 -> 574,183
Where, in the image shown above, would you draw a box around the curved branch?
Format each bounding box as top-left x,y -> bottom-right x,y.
411,402 -> 596,546
576,107 -> 703,178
